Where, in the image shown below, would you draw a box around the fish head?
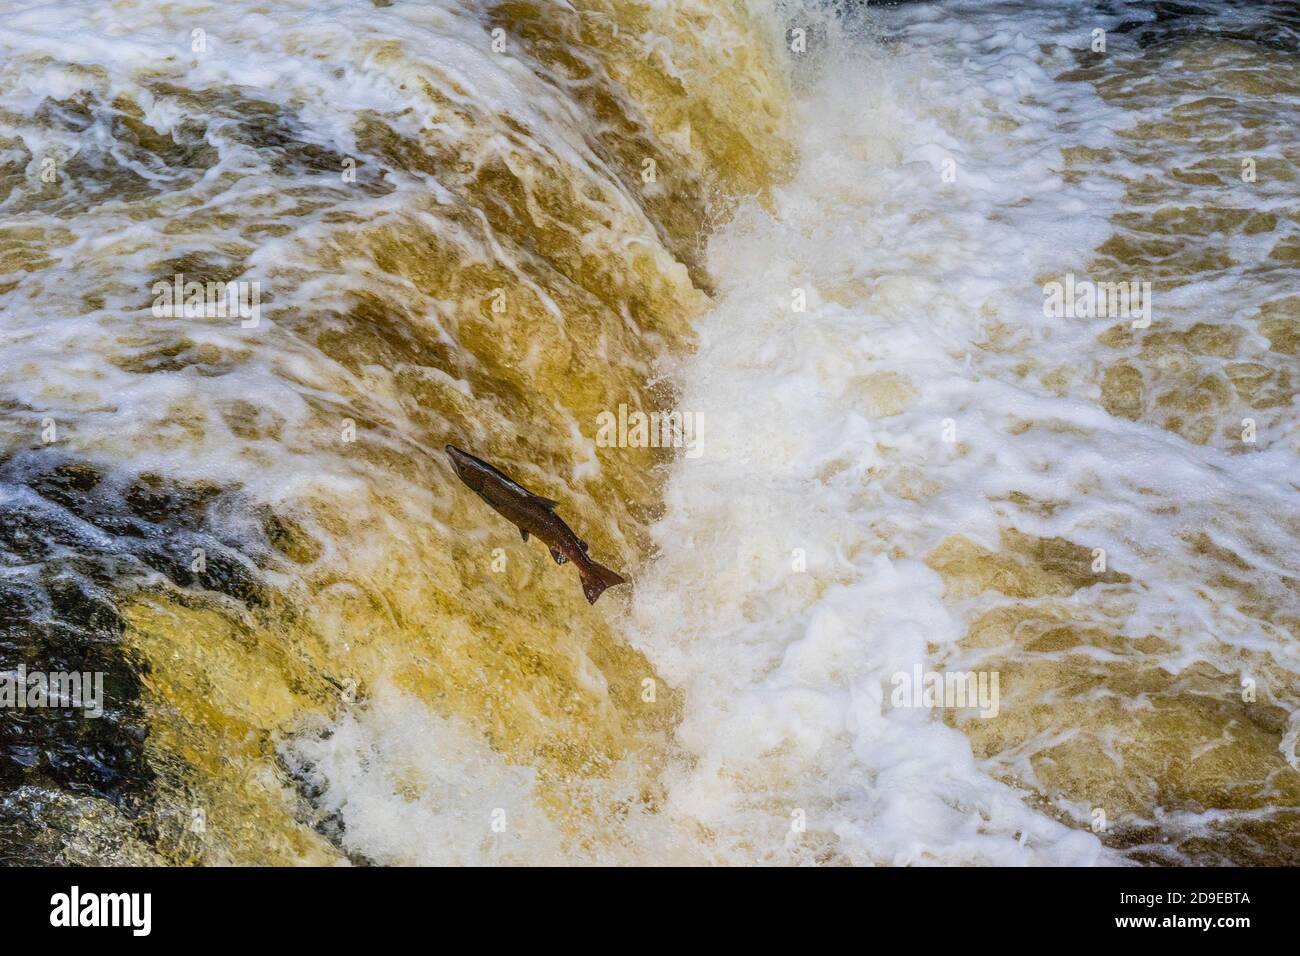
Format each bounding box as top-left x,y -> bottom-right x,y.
445,444 -> 481,488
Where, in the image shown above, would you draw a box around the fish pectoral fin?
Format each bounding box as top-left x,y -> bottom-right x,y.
520,528 -> 529,542
549,547 -> 567,565
534,496 -> 559,511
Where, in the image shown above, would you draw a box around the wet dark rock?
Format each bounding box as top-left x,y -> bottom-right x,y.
0,450 -> 293,862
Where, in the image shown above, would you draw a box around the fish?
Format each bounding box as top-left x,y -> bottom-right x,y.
445,444 -> 627,604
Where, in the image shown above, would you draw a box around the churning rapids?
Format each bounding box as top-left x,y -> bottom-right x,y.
0,0 -> 1297,866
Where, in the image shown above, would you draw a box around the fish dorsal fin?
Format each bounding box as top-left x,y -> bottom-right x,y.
578,539 -> 589,553
534,496 -> 559,510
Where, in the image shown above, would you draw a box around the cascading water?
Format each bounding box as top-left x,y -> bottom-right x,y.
0,0 -> 1296,866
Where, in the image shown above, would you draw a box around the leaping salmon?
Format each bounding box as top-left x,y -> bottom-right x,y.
445,444 -> 627,604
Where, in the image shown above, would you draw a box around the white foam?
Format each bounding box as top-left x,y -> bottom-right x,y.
625,0 -> 1300,864
284,685 -> 570,866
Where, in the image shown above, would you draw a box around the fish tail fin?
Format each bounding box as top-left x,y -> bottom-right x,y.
580,560 -> 625,605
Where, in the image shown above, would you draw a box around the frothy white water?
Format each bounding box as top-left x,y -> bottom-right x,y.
625,7 -> 1134,866
621,2 -> 1300,865
296,4 -> 1121,866
285,684 -> 570,866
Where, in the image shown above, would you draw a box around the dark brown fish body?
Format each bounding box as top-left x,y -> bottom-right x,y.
445,444 -> 626,604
